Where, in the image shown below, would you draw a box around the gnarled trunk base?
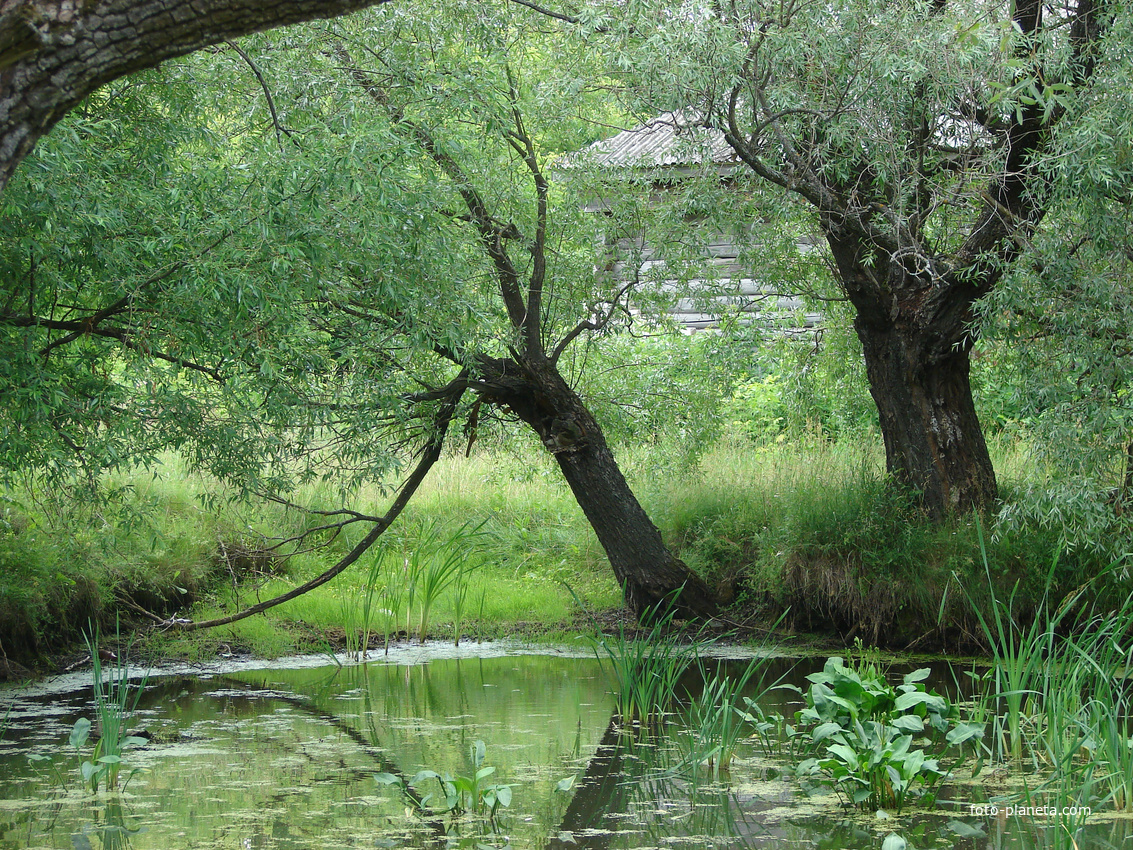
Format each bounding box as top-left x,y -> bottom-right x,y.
475,355 -> 718,620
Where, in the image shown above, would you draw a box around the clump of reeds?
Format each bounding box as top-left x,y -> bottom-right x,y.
959,522 -> 1133,822
679,654 -> 775,776
70,624 -> 149,793
589,598 -> 707,725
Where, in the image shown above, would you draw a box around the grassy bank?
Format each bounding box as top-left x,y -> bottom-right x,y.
648,436 -> 1103,650
0,449 -> 621,669
0,434 -> 1123,670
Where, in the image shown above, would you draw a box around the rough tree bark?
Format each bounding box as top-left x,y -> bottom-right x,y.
0,0 -> 395,194
854,315 -> 996,514
826,233 -> 999,515
719,0 -> 1106,517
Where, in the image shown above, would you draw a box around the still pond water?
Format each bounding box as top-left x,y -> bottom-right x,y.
0,643 -> 1130,850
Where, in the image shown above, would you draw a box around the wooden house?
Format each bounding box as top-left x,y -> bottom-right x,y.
562,111 -> 821,333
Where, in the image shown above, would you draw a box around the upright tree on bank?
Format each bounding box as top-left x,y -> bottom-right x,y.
616,0 -> 1107,515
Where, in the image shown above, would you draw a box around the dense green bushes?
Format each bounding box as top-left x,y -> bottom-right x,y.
649,438 -> 1106,649
0,470 -> 270,666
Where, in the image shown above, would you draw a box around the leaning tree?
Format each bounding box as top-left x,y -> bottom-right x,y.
315,3 -> 717,618
615,0 -> 1108,516
0,1 -> 718,622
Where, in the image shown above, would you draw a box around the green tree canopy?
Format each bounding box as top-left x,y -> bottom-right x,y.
602,0 -> 1109,516
1,0 -> 719,623
983,7 -> 1133,553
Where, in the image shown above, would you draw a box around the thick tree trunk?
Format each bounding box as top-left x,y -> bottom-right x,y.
552,410 -> 718,619
849,289 -> 997,518
824,226 -> 998,518
0,0 -> 394,195
720,0 -> 1105,522
475,355 -> 718,620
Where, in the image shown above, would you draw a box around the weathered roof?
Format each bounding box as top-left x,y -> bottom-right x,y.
566,110 -> 737,171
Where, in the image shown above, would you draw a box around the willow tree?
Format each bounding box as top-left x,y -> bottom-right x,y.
0,1 -> 718,622
313,2 -> 716,617
983,6 -> 1133,554
614,0 -> 1108,516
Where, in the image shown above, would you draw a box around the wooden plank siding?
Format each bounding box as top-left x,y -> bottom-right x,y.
605,233 -> 822,333
563,112 -> 822,333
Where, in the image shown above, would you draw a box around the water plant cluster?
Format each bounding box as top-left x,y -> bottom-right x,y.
588,605 -> 704,724
957,537 -> 1133,828
593,625 -> 983,813
681,655 -> 770,776
374,739 -> 512,829
792,655 -> 982,812
12,565 -> 1131,850
588,601 -> 789,778
586,554 -> 1132,849
29,629 -> 149,794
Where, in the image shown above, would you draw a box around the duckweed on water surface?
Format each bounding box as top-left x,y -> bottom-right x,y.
0,646 -> 1131,850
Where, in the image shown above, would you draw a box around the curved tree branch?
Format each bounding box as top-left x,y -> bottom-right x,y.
225,39 -> 296,152
550,279 -> 636,364
166,370 -> 467,632
0,310 -> 229,381
951,0 -> 1108,295
504,65 -> 548,358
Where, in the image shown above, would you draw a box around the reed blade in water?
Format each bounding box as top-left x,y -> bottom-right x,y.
678,615 -> 790,775
1064,590 -> 1133,813
955,520 -> 1074,766
680,655 -> 770,776
77,624 -> 149,793
959,521 -> 1133,819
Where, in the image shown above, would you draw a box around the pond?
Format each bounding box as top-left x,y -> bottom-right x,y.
0,643 -> 1129,849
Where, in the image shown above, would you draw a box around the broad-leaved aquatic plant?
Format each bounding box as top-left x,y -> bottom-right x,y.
794,657 -> 982,812
375,739 -> 512,826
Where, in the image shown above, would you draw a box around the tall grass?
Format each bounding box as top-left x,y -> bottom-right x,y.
648,436 -> 1101,647
1,432 -> 1118,661
409,521 -> 484,643
959,531 -> 1070,765
679,653 -> 779,776
959,524 -> 1133,819
1065,592 -> 1133,813
340,548 -> 384,660
329,521 -> 488,653
137,449 -> 618,656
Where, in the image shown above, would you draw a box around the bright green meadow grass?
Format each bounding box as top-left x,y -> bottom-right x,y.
0,432 -> 1123,662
